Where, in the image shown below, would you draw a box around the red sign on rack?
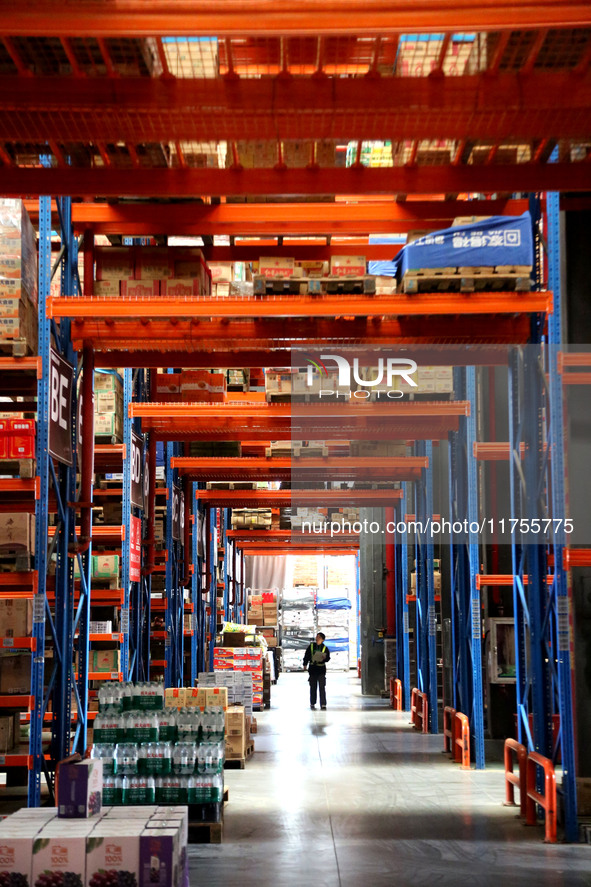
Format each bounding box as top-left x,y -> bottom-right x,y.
130,514 -> 142,582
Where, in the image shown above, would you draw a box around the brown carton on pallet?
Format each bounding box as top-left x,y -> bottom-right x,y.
225,733 -> 246,758
225,705 -> 246,738
0,599 -> 33,638
0,654 -> 31,694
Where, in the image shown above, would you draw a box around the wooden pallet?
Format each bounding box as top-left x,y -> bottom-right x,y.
0,551 -> 34,571
401,265 -> 532,294
253,275 -> 376,297
187,819 -> 223,844
224,740 -> 255,770
0,458 -> 35,479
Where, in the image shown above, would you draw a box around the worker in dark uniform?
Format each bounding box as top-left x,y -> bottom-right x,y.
303,632 -> 331,710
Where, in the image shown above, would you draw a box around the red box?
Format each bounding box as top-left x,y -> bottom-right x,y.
262,592 -> 276,603
9,419 -> 35,458
120,280 -> 160,298
0,419 -> 9,458
160,279 -> 201,297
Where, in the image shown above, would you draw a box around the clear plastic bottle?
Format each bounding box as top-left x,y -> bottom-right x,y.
102,774 -> 123,806
140,741 -> 172,776
125,710 -> 159,743
90,742 -> 116,775
115,742 -> 139,776
158,709 -> 177,743
172,741 -> 197,775
93,709 -> 123,744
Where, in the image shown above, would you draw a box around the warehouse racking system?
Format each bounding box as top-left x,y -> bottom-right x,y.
0,6 -> 589,847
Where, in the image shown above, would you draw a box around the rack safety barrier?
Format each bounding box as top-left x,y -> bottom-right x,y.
453,712 -> 471,769
504,738 -> 528,817
525,751 -> 557,843
389,677 -> 402,711
443,706 -> 456,755
411,688 -> 428,733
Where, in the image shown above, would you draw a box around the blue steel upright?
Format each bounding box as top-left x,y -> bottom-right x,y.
121,368 -> 133,680
547,189 -> 578,841
395,483 -> 411,710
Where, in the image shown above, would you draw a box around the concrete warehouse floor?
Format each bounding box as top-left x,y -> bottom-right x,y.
189,672 -> 591,887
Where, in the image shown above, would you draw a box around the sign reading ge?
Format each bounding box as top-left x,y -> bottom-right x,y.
49,349 -> 74,466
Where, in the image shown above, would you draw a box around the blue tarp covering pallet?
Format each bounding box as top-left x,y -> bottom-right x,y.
391,212 -> 534,290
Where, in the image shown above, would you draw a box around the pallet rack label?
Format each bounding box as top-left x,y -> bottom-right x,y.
49,348 -> 74,465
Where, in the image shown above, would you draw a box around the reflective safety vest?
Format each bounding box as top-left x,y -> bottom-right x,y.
310,643 -> 327,657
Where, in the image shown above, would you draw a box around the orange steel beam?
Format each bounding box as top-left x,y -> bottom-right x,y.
199,244 -> 403,261
473,442 -> 525,460
196,489 -> 403,507
50,291 -> 553,320
131,402 -> 470,419
0,143 -> 12,166
563,548 -> 591,569
3,3 -> 591,36
96,38 -> 117,78
238,541 -> 360,552
241,547 -> 358,556
3,166 -> 590,201
60,37 -> 85,77
227,529 -> 359,540
76,345 -> 515,370
66,317 -> 540,357
2,72 -> 591,142
170,455 -> 427,481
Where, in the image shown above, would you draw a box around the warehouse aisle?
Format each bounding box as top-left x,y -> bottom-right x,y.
189,673 -> 591,887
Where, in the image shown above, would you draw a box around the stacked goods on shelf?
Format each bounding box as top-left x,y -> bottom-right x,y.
0,198 -> 38,353
198,671 -> 253,719
410,559 -> 442,594
265,441 -> 327,458
291,509 -> 328,531
356,364 -> 454,396
92,682 -> 225,808
0,418 -> 35,465
316,594 -> 352,671
280,587 -> 317,671
232,508 -> 272,530
0,805 -> 188,887
94,372 -> 123,442
390,213 -> 533,293
94,245 -> 212,298
211,645 -> 265,709
209,262 -> 233,299
247,591 -> 277,626
180,370 -> 227,403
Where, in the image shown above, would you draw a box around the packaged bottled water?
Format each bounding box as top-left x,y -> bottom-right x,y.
115,742 -> 139,776
121,774 -> 156,805
90,742 -> 116,775
157,709 -> 177,742
93,709 -> 124,744
124,710 -> 159,743
139,741 -> 172,776
172,742 -> 196,775
102,774 -> 123,806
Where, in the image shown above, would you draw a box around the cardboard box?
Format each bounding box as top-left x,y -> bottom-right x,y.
86,827 -> 142,887
165,688 -> 186,708
120,280 -> 160,298
0,514 -> 34,556
330,255 -> 366,276
225,706 -> 245,737
259,257 -> 295,278
92,555 -> 120,579
92,649 -> 120,673
0,294 -> 37,348
0,199 -> 38,303
33,825 -> 94,886
0,823 -> 38,885
135,248 -> 174,280
0,654 -> 31,694
140,828 -> 181,887
94,412 -> 123,440
155,373 -> 181,396
0,712 -> 18,753
208,263 -> 233,283
95,247 -> 134,280
0,598 -> 33,638
58,759 -> 103,819
8,418 -> 35,459
222,632 -> 246,647
205,687 -> 228,709
160,278 -> 201,297
183,688 -> 207,709
94,372 -> 123,394
95,390 -> 123,415
225,733 -> 246,758
92,279 -> 121,298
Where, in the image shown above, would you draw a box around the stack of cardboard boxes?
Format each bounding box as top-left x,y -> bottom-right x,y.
0,805 -> 188,887
0,198 -> 38,351
0,598 -> 33,723
94,371 -> 124,441
231,508 -> 272,530
0,418 -> 35,462
198,671 -> 253,718
211,647 -> 264,709
94,245 -> 212,299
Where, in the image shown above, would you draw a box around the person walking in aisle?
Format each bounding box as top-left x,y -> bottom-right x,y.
303,632 -> 331,710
